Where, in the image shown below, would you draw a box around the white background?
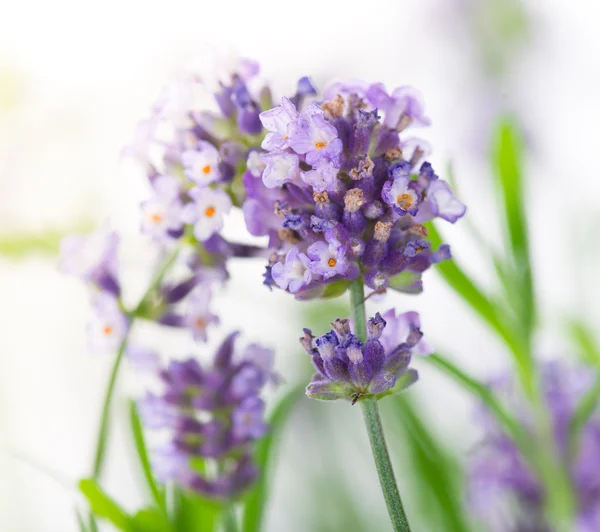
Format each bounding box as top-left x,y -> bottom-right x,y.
1,1 -> 600,530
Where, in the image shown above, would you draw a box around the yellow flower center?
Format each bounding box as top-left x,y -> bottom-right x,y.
195,318 -> 206,329
150,212 -> 164,224
328,258 -> 337,267
103,325 -> 113,336
202,164 -> 212,175
205,206 -> 216,217
315,141 -> 326,149
397,193 -> 413,209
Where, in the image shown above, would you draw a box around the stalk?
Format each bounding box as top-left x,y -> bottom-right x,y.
90,247 -> 179,480
350,280 -> 412,532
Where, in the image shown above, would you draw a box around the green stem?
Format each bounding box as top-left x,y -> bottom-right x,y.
349,280 -> 367,342
90,247 -> 180,481
222,504 -> 238,532
361,397 -> 411,532
350,280 -> 411,532
91,337 -> 128,479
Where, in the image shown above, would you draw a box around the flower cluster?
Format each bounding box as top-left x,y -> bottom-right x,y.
59,227 -> 130,353
139,332 -> 278,499
469,362 -> 600,532
300,309 -> 433,403
245,81 -> 466,299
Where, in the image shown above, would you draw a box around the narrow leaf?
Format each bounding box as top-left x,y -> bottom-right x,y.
569,373 -> 600,458
426,354 -> 531,456
75,509 -> 89,532
242,385 -> 304,532
492,118 -> 535,340
383,395 -> 471,532
569,320 -> 600,366
427,223 -> 530,370
79,478 -> 133,531
132,507 -> 172,532
129,400 -> 166,512
172,488 -> 221,532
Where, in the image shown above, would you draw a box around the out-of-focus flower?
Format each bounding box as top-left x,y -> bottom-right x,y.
87,293 -> 129,354
469,362 -> 600,532
138,332 -> 278,499
300,310 -> 429,403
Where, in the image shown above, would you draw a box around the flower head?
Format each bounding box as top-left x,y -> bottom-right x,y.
139,332 -> 278,499
469,361 -> 600,531
301,309 -> 427,403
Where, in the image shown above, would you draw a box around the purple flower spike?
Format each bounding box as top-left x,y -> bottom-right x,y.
469,361 -> 600,531
307,239 -> 348,280
271,246 -> 312,293
140,331 -> 277,500
301,310 -> 425,403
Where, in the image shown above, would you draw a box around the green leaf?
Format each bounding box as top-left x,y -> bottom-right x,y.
387,270 -> 423,294
568,320 -> 600,366
321,280 -> 349,299
242,385 -> 304,532
132,507 -> 172,532
129,400 -> 166,512
0,222 -> 93,259
568,373 -> 600,459
492,118 -> 535,342
79,479 -> 133,531
75,509 -> 89,532
426,223 -> 531,379
172,488 -> 221,532
383,395 -> 471,532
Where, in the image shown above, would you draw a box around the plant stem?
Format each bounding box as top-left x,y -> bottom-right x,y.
222,504 -> 238,532
350,280 -> 411,532
90,247 -> 180,481
361,397 -> 411,532
349,280 -> 367,342
91,338 -> 129,479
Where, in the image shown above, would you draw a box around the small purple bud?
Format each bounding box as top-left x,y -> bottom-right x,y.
364,200 -> 385,220
368,313 -> 387,340
364,270 -> 389,291
362,239 -> 386,268
306,379 -> 348,401
300,328 -> 316,354
343,210 -> 367,235
330,318 -> 351,343
343,335 -> 364,363
364,339 -> 386,375
315,331 -> 339,359
368,372 -> 396,394
214,331 -> 240,369
348,237 -> 365,257
323,356 -> 349,382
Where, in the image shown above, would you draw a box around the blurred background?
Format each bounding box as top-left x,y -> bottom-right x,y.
1,0 -> 600,530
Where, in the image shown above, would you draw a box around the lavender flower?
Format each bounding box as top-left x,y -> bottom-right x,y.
138,332 -> 277,499
300,309 -> 429,403
245,79 -> 466,300
182,187 -> 232,242
140,175 -> 184,240
59,226 -> 120,294
87,293 -> 129,354
469,362 -> 600,531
